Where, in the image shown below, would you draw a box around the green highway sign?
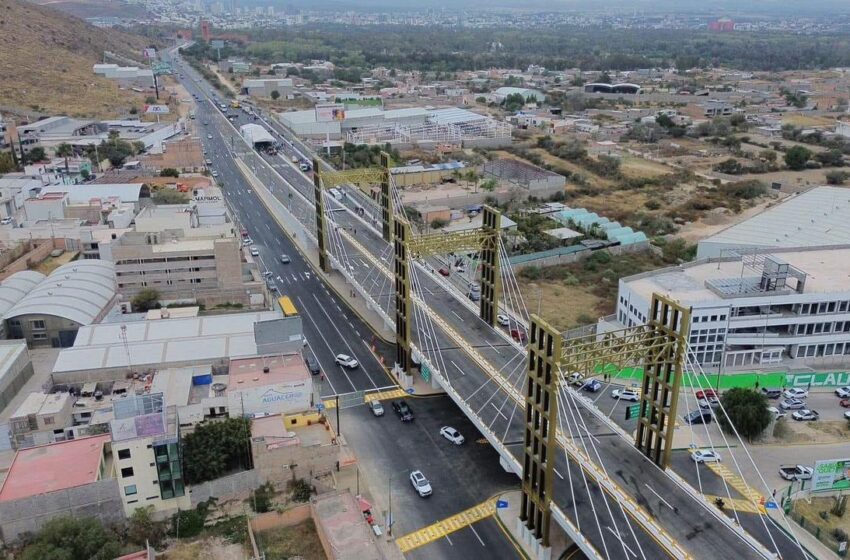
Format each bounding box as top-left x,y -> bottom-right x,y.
421,363 -> 431,383
625,404 -> 641,420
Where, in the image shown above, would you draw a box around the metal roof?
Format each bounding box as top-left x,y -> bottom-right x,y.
699,186 -> 850,257
0,271 -> 45,317
239,123 -> 275,145
40,184 -> 144,204
428,107 -> 489,126
3,260 -> 116,325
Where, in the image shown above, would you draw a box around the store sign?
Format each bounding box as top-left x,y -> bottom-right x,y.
812,459 -> 850,492
785,371 -> 850,388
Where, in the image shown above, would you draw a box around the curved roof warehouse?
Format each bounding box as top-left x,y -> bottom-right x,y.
2,260 -> 117,347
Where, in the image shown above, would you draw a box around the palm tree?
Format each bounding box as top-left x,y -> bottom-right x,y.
55,143 -> 73,175
466,170 -> 480,193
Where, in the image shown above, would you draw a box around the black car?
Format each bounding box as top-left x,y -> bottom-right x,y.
305,356 -> 321,376
684,409 -> 713,425
392,400 -> 414,422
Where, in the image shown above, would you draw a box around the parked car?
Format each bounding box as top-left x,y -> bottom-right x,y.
438,268 -> 450,276
392,400 -> 414,422
695,389 -> 718,400
779,398 -> 805,410
612,388 -> 640,402
334,354 -> 359,368
761,387 -> 783,399
568,373 -> 585,387
207,134 -> 213,139
845,410 -> 850,420
496,314 -> 510,327
368,400 -> 384,417
211,170 -> 219,177
835,386 -> 850,398
304,356 -> 321,376
280,254 -> 291,264
767,406 -> 786,419
792,409 -> 819,421
684,409 -> 713,425
582,379 -> 603,392
690,449 -> 722,463
783,388 -> 809,400
439,426 -> 465,445
409,470 -> 432,497
249,247 -> 259,257
840,399 -> 850,408
698,396 -> 720,409
778,465 -> 814,481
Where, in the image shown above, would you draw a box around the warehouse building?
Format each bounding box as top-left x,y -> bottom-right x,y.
242,78 -> 294,98
492,87 -> 546,103
614,245 -> 850,371
3,260 -> 117,348
697,186 -> 850,259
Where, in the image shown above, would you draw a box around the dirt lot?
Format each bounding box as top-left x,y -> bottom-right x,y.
255,519 -> 325,560
163,537 -> 247,560
773,418 -> 850,445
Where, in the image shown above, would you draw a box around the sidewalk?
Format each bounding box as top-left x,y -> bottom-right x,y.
494,490 -> 573,560
766,506 -> 839,560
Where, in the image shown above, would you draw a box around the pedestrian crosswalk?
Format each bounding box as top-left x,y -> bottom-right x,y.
706,462 -> 766,514
395,500 -> 496,552
704,495 -> 765,514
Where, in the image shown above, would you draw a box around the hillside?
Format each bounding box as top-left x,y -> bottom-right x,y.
0,0 -> 153,118
28,0 -> 151,20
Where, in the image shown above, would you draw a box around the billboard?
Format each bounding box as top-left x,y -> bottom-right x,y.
144,104 -> 170,114
315,103 -> 346,122
227,381 -> 310,419
143,47 -> 157,59
812,459 -> 850,492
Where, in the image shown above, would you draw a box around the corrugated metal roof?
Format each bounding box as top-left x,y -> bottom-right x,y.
0,271 -> 45,317
428,107 -> 489,125
3,260 -> 115,326
700,186 -> 850,252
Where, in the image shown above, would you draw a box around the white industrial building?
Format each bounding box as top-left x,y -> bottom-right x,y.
239,123 -> 275,146
697,186 -> 850,259
242,78 -> 294,98
614,245 -> 850,371
492,87 -> 546,103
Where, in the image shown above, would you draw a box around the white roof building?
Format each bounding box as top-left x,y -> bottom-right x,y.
697,186 -> 850,259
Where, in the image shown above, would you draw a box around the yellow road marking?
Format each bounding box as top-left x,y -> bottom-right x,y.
395,500 -> 497,552
706,463 -> 765,508
705,495 -> 765,515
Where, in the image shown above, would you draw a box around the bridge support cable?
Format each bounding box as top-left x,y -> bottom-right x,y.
685,349 -> 812,560
557,382 -> 648,560
408,251 -> 452,385
312,169 -> 330,272
677,368 -> 705,497
498,238 -> 531,325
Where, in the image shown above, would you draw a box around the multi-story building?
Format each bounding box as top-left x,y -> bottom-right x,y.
98,206 -> 264,308
109,393 -> 189,516
8,392 -> 73,447
614,246 -> 850,372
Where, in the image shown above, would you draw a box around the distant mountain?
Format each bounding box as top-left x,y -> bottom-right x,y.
0,0 -> 153,118
27,0 -> 151,20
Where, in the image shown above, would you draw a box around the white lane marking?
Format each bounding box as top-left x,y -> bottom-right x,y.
469,524 -> 486,547
490,403 -> 508,420
644,483 -> 675,511
451,360 -> 465,376
554,468 -> 565,480
296,296 -> 351,392
451,310 -> 465,322
485,341 -> 501,355
444,534 -> 453,546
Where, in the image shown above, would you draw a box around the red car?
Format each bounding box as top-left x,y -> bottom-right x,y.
695,389 -> 718,400
511,329 -> 528,343
438,268 -> 450,276
840,399 -> 850,408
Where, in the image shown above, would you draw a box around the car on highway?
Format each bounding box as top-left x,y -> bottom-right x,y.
334,354 -> 359,369
568,373 -> 585,386
243,238 -> 254,245
510,329 -> 527,343
582,379 -> 602,392
249,247 -> 259,257
262,270 -> 273,277
792,409 -> 819,421
835,386 -> 850,398
439,426 -> 465,445
690,449 -> 722,463
409,470 -> 432,497
368,400 -> 384,417
211,171 -> 218,177
612,388 -> 640,401
299,162 -> 311,172
684,409 -> 713,425
304,356 -> 321,376
205,159 -> 212,165
438,267 -> 450,276
207,134 -> 213,139
783,388 -> 809,399
280,254 -> 291,264
779,398 -> 805,410
496,314 -> 510,326
392,400 -> 414,422
778,465 -> 813,481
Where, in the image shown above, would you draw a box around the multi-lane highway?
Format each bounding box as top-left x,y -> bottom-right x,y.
169,48 -> 811,560
169,50 -> 524,560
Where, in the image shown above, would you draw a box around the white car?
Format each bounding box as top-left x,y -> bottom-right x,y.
207,134 -> 213,139
792,409 -> 819,421
496,314 -> 510,327
612,388 -> 640,402
335,354 -> 359,368
767,406 -> 786,419
439,426 -> 465,445
690,449 -> 722,463
835,386 -> 850,398
211,171 -> 218,177
783,388 -> 809,400
845,410 -> 850,420
249,247 -> 259,257
409,470 -> 432,497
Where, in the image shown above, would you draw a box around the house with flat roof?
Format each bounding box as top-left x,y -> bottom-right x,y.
0,434 -> 123,542
227,354 -> 312,418
9,392 -> 73,447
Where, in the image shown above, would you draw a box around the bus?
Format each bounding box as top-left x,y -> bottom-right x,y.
277,296 -> 298,317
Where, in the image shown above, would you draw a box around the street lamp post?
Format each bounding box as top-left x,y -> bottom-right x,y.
387,468 -> 409,537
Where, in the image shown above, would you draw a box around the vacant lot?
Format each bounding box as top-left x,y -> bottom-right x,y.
255,519 -> 325,560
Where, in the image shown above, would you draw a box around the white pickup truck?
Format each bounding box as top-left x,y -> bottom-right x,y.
778,465 -> 814,481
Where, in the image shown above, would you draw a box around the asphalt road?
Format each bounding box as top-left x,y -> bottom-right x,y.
169,51 -> 524,559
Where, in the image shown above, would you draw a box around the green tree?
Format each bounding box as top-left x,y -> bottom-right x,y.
430,218 -> 448,229
480,178 -> 498,192
717,388 -> 772,442
182,417 -> 253,483
152,189 -> 189,204
815,149 -> 845,167
25,146 -> 46,164
784,145 -> 812,171
503,92 -> 525,112
55,143 -> 74,174
759,149 -> 777,163
249,482 -> 276,513
128,506 -> 167,548
159,168 -> 180,178
20,516 -> 121,560
0,151 -> 15,174
270,89 -> 280,100
714,158 -> 744,175
131,288 -> 160,312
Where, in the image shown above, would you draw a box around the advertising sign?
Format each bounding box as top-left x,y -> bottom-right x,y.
812,459 -> 850,492
786,371 -> 850,388
143,47 -> 157,59
144,104 -> 171,114
315,103 -> 346,122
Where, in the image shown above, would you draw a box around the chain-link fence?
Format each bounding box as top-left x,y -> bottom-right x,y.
788,496 -> 849,557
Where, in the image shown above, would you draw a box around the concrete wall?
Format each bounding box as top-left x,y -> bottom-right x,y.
0,479 -> 124,543
189,469 -> 264,506
249,504 -> 311,533
0,239 -> 62,280
0,342 -> 33,413
510,242 -> 651,272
